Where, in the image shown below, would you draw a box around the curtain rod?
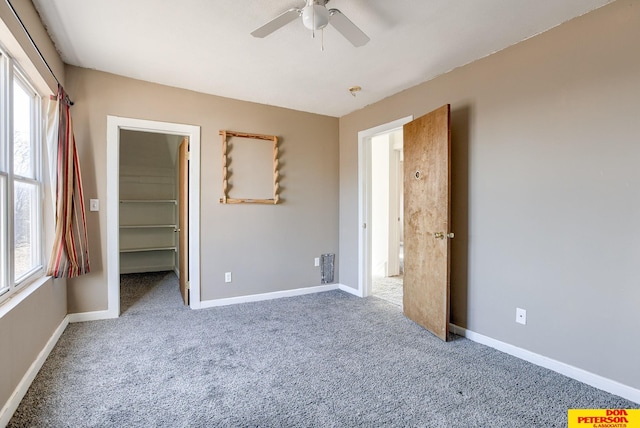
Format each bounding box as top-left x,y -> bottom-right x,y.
5,0 -> 74,105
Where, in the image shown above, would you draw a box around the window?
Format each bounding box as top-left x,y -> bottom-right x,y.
0,46 -> 44,300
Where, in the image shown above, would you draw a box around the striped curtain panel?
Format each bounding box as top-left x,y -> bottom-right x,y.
46,85 -> 90,278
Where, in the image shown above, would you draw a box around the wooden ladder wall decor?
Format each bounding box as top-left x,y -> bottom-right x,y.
219,130 -> 280,205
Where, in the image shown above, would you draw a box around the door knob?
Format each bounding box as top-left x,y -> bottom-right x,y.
433,232 -> 454,239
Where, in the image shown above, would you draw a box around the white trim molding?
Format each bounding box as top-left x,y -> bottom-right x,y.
68,310 -> 116,323
338,283 -> 363,297
200,284 -> 339,309
0,315 -> 69,426
450,324 -> 640,405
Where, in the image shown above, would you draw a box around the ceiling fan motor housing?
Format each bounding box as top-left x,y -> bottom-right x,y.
302,1 -> 331,30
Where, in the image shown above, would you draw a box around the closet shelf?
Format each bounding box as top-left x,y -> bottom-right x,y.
120,246 -> 177,253
120,199 -> 177,204
120,224 -> 177,229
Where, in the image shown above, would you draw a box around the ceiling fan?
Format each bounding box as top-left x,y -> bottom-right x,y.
251,0 -> 370,48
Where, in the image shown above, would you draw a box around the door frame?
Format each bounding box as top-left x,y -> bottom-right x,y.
357,116 -> 412,297
178,137 -> 189,305
106,116 -> 202,316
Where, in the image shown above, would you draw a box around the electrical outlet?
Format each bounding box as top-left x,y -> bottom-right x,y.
516,308 -> 527,325
225,272 -> 232,283
314,257 -> 320,267
90,199 -> 99,211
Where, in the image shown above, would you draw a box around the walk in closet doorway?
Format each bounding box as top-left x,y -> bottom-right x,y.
106,116 -> 201,318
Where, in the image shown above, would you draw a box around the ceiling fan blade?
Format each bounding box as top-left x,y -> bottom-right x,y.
328,9 -> 370,47
251,8 -> 301,38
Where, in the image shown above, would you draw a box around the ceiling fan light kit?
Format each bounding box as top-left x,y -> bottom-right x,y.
302,3 -> 330,30
251,0 -> 370,48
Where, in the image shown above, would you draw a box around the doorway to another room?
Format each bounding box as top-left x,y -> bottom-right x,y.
359,108 -> 452,340
370,130 -> 404,307
358,116 -> 413,307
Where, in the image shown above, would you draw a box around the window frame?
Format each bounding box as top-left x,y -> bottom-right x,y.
0,45 -> 45,303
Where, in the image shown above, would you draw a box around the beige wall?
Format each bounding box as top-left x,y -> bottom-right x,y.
64,66 -> 339,311
339,0 -> 640,389
0,279 -> 67,411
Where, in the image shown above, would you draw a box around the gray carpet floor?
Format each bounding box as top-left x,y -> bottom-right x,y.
9,272 -> 635,427
372,275 -> 403,308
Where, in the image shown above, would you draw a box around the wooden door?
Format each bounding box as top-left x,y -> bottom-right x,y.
403,104 -> 452,341
178,137 -> 189,305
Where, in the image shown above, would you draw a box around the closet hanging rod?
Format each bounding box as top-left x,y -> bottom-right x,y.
5,0 -> 74,105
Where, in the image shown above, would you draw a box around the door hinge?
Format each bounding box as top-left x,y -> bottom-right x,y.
185,281 -> 190,290
185,151 -> 191,160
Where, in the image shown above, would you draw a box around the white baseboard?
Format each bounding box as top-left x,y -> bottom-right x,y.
68,309 -> 117,323
0,315 -> 69,426
199,284 -> 339,309
450,324 -> 640,405
70,283 -> 350,319
338,283 -> 363,297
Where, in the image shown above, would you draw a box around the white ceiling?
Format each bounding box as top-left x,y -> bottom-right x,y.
32,0 -> 613,117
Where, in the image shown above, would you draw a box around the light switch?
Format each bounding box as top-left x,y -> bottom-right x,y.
90,199 -> 99,212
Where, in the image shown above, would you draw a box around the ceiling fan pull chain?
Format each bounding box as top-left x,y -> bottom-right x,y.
312,3 -> 316,39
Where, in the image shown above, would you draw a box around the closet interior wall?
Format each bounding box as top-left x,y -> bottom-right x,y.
119,130 -> 182,274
